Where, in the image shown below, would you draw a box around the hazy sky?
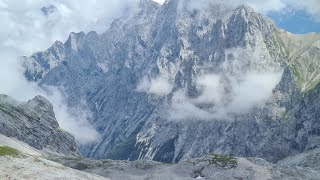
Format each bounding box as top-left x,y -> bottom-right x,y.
152,0 -> 320,34
268,9 -> 320,34
252,0 -> 320,33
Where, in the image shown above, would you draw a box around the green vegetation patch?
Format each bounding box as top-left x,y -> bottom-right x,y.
0,146 -> 19,156
209,154 -> 237,168
291,65 -> 305,89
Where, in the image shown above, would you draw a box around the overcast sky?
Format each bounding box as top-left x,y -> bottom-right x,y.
153,0 -> 320,34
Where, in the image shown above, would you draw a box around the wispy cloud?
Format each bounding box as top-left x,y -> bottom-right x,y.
185,0 -> 320,22
137,74 -> 173,96
0,0 -> 139,144
169,71 -> 283,120
168,47 -> 283,120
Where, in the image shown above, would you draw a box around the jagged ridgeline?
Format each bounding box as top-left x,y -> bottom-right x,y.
24,0 -> 320,163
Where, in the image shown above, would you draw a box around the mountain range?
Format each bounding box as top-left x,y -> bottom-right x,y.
22,0 -> 320,166
1,0 -> 320,179
1,94 -> 320,179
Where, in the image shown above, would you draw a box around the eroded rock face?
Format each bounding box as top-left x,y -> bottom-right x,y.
0,94 -> 78,155
24,0 -> 320,163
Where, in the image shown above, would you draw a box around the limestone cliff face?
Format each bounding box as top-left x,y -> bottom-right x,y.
0,94 -> 78,155
24,0 -> 320,163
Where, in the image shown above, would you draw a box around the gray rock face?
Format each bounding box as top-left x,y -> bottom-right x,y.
24,0 -> 320,163
0,94 -> 78,155
278,148 -> 320,171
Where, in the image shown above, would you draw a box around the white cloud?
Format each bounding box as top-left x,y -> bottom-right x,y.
137,75 -> 173,96
152,0 -> 165,4
187,0 -> 320,21
44,87 -> 100,145
226,71 -> 283,113
247,0 -> 286,13
0,0 -> 138,54
285,0 -> 320,22
169,71 -> 283,121
168,47 -> 283,121
0,0 -> 139,144
193,74 -> 223,105
169,90 -> 215,120
249,0 -> 320,22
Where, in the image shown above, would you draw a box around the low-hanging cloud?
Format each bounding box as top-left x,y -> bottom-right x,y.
169,47 -> 283,121
227,72 -> 283,113
137,74 -> 173,96
44,87 -> 100,144
169,71 -> 283,120
193,74 -> 223,106
0,0 -> 139,144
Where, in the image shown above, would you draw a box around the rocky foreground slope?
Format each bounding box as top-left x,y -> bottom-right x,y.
50,152 -> 320,180
0,94 -> 78,155
0,134 -> 107,180
24,0 -> 320,164
0,95 -> 107,179
1,132 -> 320,180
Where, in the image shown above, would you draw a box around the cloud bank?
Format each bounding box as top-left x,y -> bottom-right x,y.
168,47 -> 283,121
137,74 -> 173,96
45,88 -> 100,144
0,0 -> 139,144
169,71 -> 283,120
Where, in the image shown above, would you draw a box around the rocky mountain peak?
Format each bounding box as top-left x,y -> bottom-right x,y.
230,4 -> 275,30
23,0 -> 320,164
27,95 -> 55,120
52,40 -> 64,49
139,0 -> 161,10
234,4 -> 255,15
0,95 -> 79,155
65,32 -> 86,52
